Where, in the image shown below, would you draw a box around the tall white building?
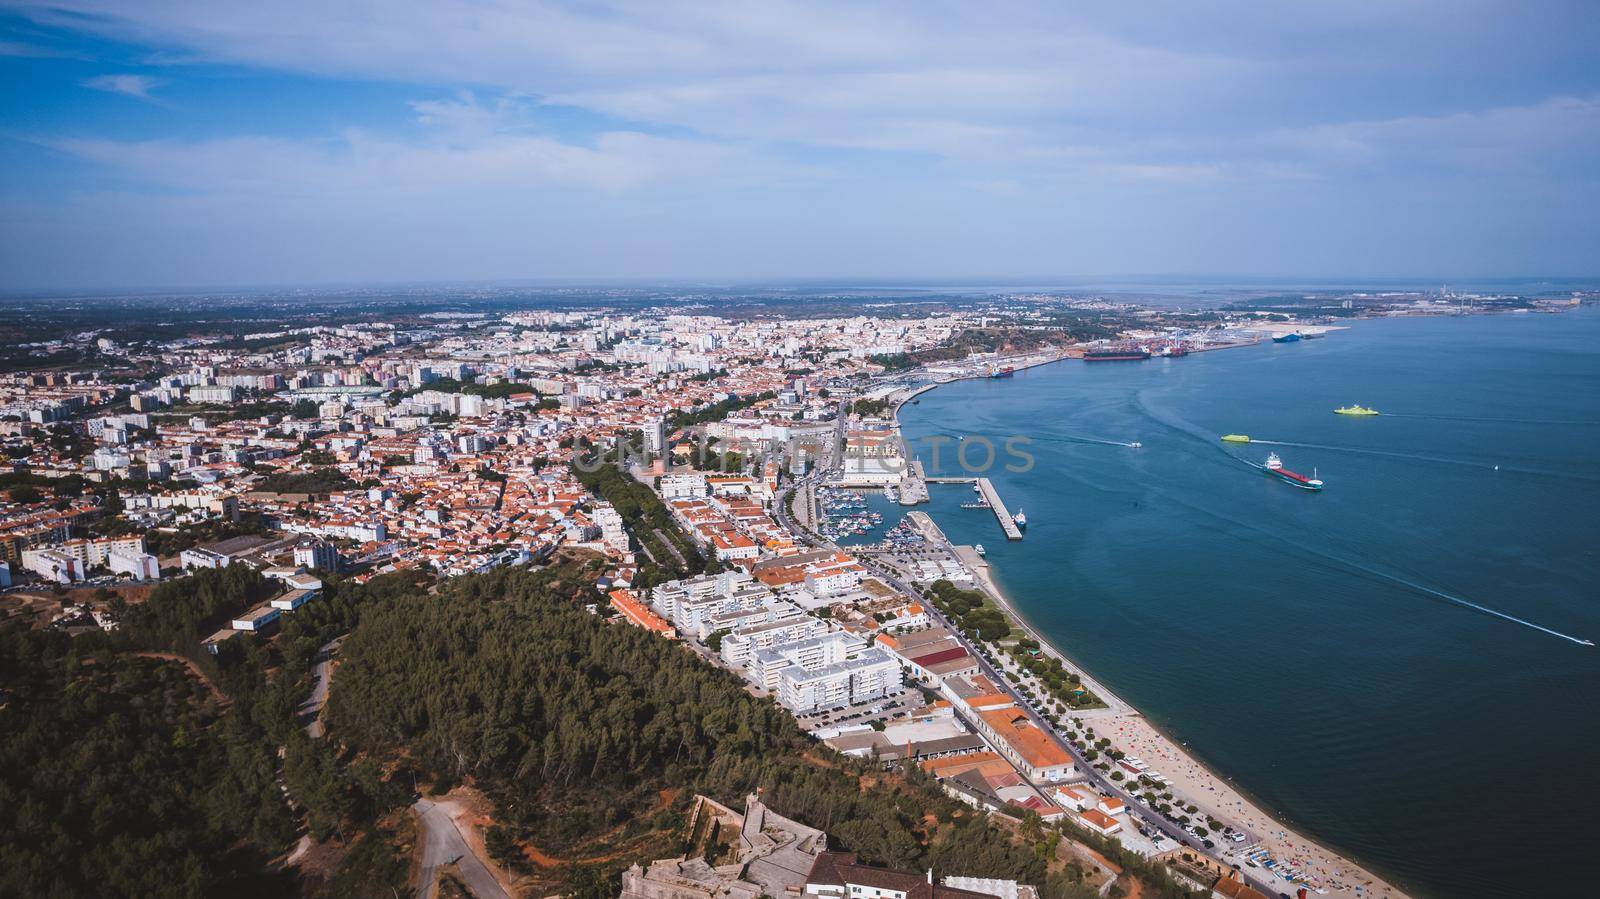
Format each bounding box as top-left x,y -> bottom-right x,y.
645,416 -> 667,456
592,503 -> 630,554
294,540 -> 341,572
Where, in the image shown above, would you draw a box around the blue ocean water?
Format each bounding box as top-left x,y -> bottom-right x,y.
899,309 -> 1600,899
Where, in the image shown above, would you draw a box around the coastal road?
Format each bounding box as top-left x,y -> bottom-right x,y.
896,567 -> 1279,897
774,408 -> 1278,894
414,797 -> 510,899
780,478 -> 1280,898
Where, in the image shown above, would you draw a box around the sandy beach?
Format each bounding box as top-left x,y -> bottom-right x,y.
1090,713 -> 1405,899
946,546 -> 1408,899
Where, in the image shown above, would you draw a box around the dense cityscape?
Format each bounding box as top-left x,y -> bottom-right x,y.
2,285 -> 1587,898
6,3 -> 1598,898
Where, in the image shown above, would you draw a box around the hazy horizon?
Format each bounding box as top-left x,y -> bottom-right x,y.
4,273 -> 1598,302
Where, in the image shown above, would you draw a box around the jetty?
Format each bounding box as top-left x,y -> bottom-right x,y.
976,478 -> 1023,540
922,476 -> 1020,539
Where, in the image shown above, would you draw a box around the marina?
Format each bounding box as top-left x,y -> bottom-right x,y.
813,485 -> 885,541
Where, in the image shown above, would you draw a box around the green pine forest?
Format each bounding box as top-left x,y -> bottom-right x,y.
0,559 -> 1199,899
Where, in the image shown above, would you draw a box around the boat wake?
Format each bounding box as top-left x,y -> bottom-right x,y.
1383,413 -> 1600,426
1348,565 -> 1596,647
1171,472 -> 1595,647
1245,439 -> 1598,483
1036,432 -> 1142,449
1132,391 -> 1595,647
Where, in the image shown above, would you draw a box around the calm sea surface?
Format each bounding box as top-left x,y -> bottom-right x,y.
899,309 -> 1600,899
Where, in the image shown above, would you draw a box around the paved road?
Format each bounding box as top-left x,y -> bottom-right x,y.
297,637 -> 342,738
414,798 -> 510,899
876,554 -> 1280,896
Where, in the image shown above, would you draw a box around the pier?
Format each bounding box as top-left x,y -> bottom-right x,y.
921,475 -> 1021,539
976,478 -> 1023,540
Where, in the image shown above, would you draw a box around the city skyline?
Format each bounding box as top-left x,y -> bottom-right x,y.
3,1 -> 1599,289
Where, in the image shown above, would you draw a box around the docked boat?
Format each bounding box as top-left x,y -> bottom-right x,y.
1272,332 -> 1302,343
1085,345 -> 1151,361
1012,509 -> 1028,528
1262,453 -> 1323,491
1334,404 -> 1380,416
1220,434 -> 1251,443
974,543 -> 986,557
989,366 -> 1015,378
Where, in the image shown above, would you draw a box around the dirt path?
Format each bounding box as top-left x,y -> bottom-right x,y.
133,651 -> 229,706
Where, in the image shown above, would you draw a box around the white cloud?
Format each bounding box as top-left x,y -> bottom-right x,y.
45,94 -> 822,196
5,1 -> 1600,286
19,0 -> 1595,186
17,1 -> 1246,161
82,72 -> 164,100
1277,95 -> 1600,177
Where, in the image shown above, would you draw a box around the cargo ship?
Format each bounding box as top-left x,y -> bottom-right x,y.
1220,434 -> 1251,443
1084,345 -> 1151,362
1271,332 -> 1302,343
989,366 -> 1015,378
1334,404 -> 1380,416
1261,453 -> 1322,491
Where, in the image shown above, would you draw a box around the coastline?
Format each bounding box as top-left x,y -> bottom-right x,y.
893,354 -> 1412,899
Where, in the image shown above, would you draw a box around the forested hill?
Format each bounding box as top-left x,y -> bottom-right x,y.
0,560 -> 1194,898
327,567 -> 1184,899
329,567 -> 807,804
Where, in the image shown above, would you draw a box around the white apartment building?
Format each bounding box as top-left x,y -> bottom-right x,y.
187,385 -> 236,404
720,613 -> 830,671
107,547 -> 161,580
20,548 -> 85,584
51,536 -> 147,569
650,571 -> 772,638
659,474 -> 710,499
751,632 -> 902,713
591,503 -> 630,554
703,597 -> 805,640
293,540 -> 341,572
180,547 -> 229,570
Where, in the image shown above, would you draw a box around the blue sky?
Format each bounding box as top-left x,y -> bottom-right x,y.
2,1 -> 1598,290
